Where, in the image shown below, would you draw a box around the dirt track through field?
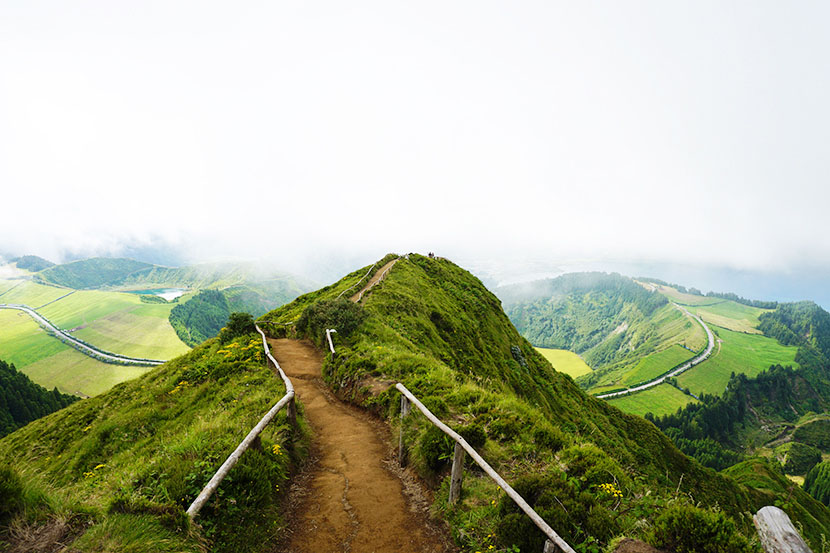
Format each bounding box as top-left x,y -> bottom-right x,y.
350,259 -> 398,302
269,338 -> 452,553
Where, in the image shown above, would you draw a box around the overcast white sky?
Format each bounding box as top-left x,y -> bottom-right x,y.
2,1 -> 829,281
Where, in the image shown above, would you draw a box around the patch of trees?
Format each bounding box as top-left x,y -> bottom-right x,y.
793,419 -> 830,450
804,461 -> 830,506
704,291 -> 778,309
0,359 -> 77,438
636,277 -> 703,296
646,365 -> 826,470
10,255 -> 54,272
169,289 -> 230,347
782,442 -> 822,476
759,301 -> 830,359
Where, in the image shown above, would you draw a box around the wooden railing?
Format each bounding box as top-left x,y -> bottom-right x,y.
325,328 -> 575,553
185,324 -> 296,519
397,384 -> 576,553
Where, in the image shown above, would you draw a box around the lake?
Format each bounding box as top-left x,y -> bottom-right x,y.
125,288 -> 188,301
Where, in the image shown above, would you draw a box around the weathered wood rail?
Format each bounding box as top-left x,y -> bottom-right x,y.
754,506 -> 813,553
396,383 -> 577,553
185,324 -> 296,519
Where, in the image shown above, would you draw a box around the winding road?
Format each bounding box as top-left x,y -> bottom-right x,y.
0,303 -> 166,366
597,304 -> 715,399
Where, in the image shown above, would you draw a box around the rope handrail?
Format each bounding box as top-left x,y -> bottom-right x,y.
396,383 -> 576,553
186,325 -> 297,519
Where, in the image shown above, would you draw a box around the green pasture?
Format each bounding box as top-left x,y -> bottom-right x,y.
0,279 -> 69,308
607,383 -> 699,418
0,310 -> 66,366
0,310 -> 147,396
621,344 -> 692,386
657,286 -> 717,305
534,347 -> 592,378
677,325 -> 800,396
690,301 -> 767,334
23,349 -> 151,396
73,310 -> 189,360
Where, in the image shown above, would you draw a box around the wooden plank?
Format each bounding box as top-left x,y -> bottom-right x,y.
449,442 -> 464,504
753,506 -> 813,553
186,391 -> 294,518
395,383 -> 577,553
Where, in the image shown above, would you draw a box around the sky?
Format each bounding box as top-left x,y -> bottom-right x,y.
1,2 -> 829,300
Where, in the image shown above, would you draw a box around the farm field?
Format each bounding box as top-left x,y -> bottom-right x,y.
0,279 -> 188,359
677,325 -> 800,396
0,280 -> 69,308
534,347 -> 592,378
0,309 -> 149,396
688,301 -> 767,334
621,344 -> 693,386
22,349 -> 151,397
607,383 -> 698,418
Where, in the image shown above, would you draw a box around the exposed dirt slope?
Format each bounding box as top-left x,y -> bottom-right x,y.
268,338 -> 453,553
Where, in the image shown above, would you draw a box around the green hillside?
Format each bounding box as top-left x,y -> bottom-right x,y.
0,321 -> 301,552
499,274 -> 707,393
169,290 -> 231,346
36,258 -> 155,289
261,255 -> 830,550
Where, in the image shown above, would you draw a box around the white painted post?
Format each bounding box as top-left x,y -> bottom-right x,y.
326,328 -> 337,355
449,442 -> 465,504
399,395 -> 410,467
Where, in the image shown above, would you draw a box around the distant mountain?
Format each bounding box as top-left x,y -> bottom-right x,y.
35,257 -> 155,288
0,358 -> 77,438
10,255 -> 55,273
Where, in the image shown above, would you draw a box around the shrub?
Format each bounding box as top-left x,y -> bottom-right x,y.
783,442 -> 822,476
297,299 -> 367,343
0,467 -> 23,520
650,504 -> 756,553
534,425 -> 567,452
219,312 -> 256,343
804,461 -> 830,506
458,423 -> 487,449
418,425 -> 454,472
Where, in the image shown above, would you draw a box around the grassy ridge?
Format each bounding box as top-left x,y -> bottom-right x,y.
0,330 -> 303,552
260,255 -> 828,550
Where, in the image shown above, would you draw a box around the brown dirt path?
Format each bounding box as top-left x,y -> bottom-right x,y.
269,338 -> 453,553
350,259 -> 398,302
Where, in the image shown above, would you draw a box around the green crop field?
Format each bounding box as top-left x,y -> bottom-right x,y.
690,301 -> 767,334
534,347 -> 592,378
607,383 -> 699,418
677,325 -> 800,396
0,310 -> 151,396
621,344 -> 692,386
0,280 -> 69,308
22,350 -> 151,397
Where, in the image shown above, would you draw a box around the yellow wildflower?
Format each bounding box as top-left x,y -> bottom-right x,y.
82,425 -> 91,432
94,464 -> 106,470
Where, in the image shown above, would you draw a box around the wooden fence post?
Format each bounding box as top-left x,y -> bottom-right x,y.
449,442 -> 465,504
399,395 -> 410,467
287,396 -> 297,427
753,506 -> 813,553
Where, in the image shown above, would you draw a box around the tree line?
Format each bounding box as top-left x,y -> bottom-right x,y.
0,358 -> 78,438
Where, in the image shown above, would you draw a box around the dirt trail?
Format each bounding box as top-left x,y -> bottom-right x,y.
350,259 -> 398,302
269,338 -> 452,553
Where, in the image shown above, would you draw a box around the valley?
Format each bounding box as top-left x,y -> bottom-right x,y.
0,256 -> 310,396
